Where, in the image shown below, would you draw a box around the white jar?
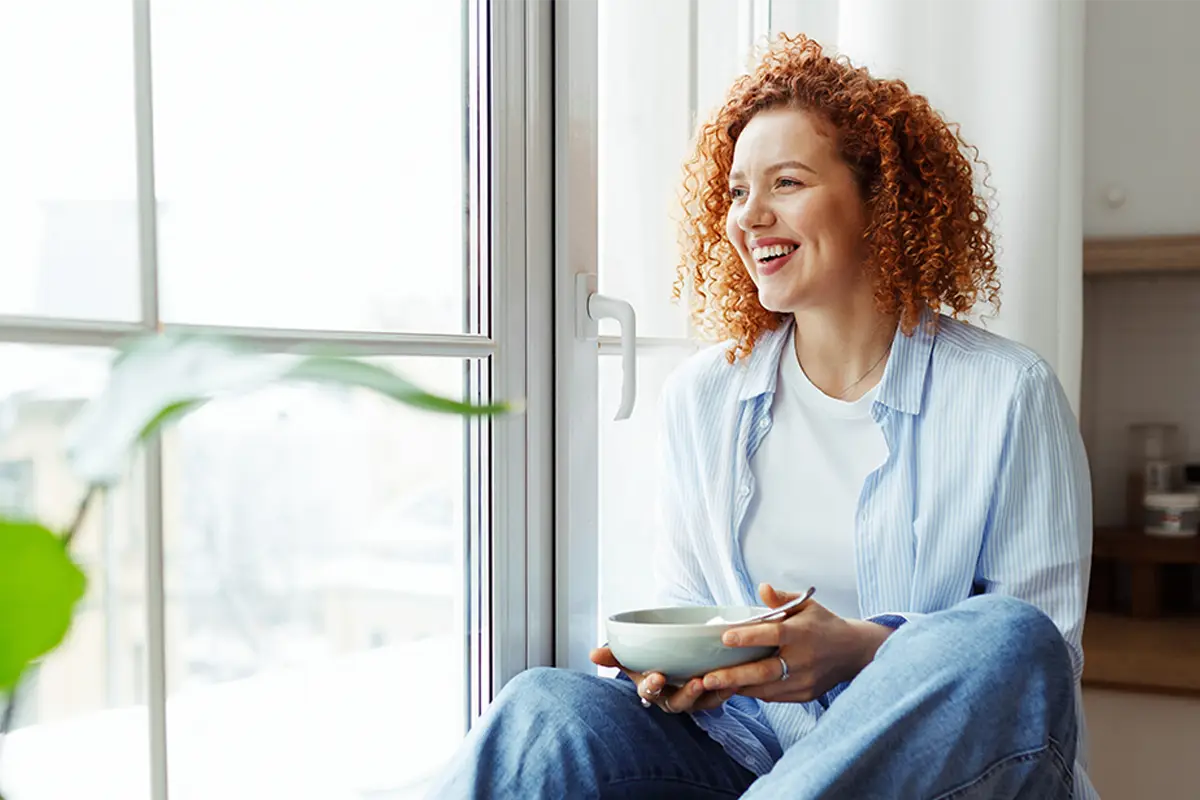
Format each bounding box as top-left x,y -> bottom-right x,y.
1144,492 -> 1200,537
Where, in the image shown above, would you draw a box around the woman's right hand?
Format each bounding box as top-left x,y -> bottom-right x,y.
589,646 -> 735,713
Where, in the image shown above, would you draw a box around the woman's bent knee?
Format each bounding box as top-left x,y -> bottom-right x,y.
960,594 -> 1065,644
491,667 -> 628,724
951,595 -> 1073,679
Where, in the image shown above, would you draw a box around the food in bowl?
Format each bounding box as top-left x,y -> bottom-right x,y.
605,605 -> 777,686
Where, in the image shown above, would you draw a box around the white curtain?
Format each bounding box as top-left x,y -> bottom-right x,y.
770,0 -> 1085,412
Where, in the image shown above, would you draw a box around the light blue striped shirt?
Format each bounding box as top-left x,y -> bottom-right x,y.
654,313 -> 1096,798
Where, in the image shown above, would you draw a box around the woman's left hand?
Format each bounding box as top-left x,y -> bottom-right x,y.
701,584 -> 894,703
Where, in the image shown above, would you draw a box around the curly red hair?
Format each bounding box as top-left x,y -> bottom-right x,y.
677,34 -> 999,361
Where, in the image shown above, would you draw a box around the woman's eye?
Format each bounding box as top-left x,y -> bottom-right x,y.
777,177 -> 804,188
729,187 -> 748,200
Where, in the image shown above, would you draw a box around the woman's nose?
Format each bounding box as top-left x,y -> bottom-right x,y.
737,192 -> 774,230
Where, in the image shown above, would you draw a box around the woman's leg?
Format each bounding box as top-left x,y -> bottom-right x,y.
744,594 -> 1077,800
426,666 -> 757,800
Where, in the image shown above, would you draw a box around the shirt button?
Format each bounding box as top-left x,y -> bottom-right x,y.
758,418 -> 770,430
739,485 -> 752,499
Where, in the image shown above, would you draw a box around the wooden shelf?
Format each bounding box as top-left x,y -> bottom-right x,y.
1093,527 -> 1200,565
1085,531 -> 1200,695
1084,234 -> 1200,276
1090,528 -> 1200,618
1083,612 -> 1200,696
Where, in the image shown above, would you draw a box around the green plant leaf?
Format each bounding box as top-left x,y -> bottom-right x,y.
65,332 -> 519,485
138,399 -> 205,440
65,333 -> 292,485
0,518 -> 87,692
285,357 -> 516,415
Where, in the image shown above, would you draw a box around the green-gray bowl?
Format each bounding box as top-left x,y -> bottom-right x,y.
605,605 -> 777,686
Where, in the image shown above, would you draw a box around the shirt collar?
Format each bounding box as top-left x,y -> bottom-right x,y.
736,309 -> 937,416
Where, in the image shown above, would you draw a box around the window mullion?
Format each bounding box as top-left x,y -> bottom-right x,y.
131,1 -> 168,799
489,0 -> 530,693
522,0 -> 555,675
552,0 -> 601,674
0,317 -> 146,347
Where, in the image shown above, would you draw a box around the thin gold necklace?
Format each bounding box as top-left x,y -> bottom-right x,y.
829,343 -> 892,399
797,337 -> 893,400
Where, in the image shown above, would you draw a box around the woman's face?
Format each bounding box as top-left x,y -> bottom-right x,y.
725,107 -> 869,315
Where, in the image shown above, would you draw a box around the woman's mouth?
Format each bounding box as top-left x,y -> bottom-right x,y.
751,243 -> 799,277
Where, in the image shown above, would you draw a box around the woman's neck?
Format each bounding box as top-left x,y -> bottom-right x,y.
791,297 -> 898,402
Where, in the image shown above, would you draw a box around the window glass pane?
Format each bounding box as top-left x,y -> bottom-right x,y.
151,1 -> 468,334
0,5 -> 140,322
0,345 -> 149,800
161,357 -> 470,799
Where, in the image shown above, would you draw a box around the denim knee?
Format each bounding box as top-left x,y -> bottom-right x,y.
490,667 -> 613,726
433,667 -> 623,798
497,665 -> 560,699
952,594 -> 1072,679
494,666 -> 580,712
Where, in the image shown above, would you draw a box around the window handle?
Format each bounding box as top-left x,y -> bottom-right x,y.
576,273 -> 637,421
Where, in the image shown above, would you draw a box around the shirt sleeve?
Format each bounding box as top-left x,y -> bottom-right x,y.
652,375 -> 716,608
864,612 -> 922,630
976,358 -> 1093,679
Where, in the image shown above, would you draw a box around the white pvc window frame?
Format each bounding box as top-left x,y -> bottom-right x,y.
0,0 -> 553,797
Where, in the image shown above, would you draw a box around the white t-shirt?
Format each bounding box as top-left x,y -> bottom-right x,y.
740,330 -> 889,620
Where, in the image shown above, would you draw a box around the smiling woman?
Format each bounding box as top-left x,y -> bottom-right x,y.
677,34 -> 1000,363
433,31 -> 1095,800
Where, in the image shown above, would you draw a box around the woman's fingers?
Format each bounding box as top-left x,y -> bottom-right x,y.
589,646 -> 621,668
661,678 -> 707,712
702,654 -> 784,692
633,672 -> 734,713
588,648 -> 735,712
692,688 -> 736,711
665,679 -> 734,712
638,671 -> 666,701
721,622 -> 784,649
759,582 -> 802,607
591,647 -> 647,685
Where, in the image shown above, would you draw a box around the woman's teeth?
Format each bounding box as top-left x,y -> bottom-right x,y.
752,243 -> 798,262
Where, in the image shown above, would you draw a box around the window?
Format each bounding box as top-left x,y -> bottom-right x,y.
0,344 -> 148,797
149,1 -> 466,334
0,4 -> 140,322
0,2 -> 549,798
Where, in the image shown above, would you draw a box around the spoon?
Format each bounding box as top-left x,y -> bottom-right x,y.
725,586 -> 816,627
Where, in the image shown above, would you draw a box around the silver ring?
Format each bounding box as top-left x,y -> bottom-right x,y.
662,696 -> 676,713
778,656 -> 790,682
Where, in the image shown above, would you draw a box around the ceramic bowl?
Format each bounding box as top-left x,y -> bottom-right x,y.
605,605 -> 777,686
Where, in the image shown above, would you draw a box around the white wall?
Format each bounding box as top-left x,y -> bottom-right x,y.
1084,0 -> 1200,238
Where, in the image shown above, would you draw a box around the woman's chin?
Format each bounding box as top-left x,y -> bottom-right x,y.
755,289 -> 800,315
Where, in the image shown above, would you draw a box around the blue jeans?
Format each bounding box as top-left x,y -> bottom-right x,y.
428,595 -> 1077,799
